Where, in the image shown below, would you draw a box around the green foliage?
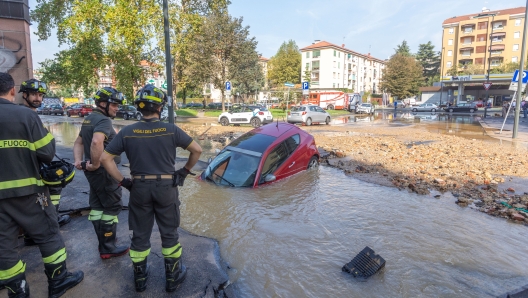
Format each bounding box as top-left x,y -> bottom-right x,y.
415,42 -> 440,83
302,64 -> 311,83
362,91 -> 371,101
175,108 -> 198,117
394,40 -> 412,57
204,110 -> 223,117
188,11 -> 254,111
380,53 -> 423,99
267,40 -> 302,87
230,39 -> 265,100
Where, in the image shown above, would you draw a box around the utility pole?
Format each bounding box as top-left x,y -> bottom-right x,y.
513,0 -> 528,138
162,0 -> 175,124
440,46 -> 445,107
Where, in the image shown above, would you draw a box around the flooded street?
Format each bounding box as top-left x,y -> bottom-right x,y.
42,115 -> 528,297
181,166 -> 528,297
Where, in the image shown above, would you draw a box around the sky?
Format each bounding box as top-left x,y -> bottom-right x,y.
28,0 -> 527,68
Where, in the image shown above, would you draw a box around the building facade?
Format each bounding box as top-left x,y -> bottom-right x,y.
441,6 -> 526,75
300,41 -> 386,93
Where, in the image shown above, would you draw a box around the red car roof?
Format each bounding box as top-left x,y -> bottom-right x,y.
252,122 -> 296,138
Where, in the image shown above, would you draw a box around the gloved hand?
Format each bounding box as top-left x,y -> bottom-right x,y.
173,167 -> 193,186
120,178 -> 133,191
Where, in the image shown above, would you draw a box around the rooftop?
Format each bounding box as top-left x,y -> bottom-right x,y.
300,41 -> 386,64
443,7 -> 525,25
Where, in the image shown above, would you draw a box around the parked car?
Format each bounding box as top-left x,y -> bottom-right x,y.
201,122 -> 319,187
287,104 -> 331,126
66,103 -> 93,117
116,105 -> 141,120
444,103 -> 478,113
218,105 -> 273,127
208,102 -> 222,109
185,102 -> 204,108
355,103 -> 374,114
42,103 -> 64,115
411,103 -> 438,112
160,106 -> 177,122
36,105 -> 48,115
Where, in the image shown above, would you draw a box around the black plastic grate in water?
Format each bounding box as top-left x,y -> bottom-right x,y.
342,246 -> 385,279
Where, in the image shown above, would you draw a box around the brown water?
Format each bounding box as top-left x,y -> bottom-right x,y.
43,116 -> 528,297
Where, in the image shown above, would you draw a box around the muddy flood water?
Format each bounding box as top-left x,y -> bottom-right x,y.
44,117 -> 528,297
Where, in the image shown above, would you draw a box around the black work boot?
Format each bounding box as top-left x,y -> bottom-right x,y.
165,257 -> 187,292
44,261 -> 84,298
99,222 -> 129,259
133,259 -> 149,292
4,273 -> 29,298
56,205 -> 71,227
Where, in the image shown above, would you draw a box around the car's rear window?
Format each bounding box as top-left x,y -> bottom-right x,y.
292,107 -> 306,111
228,132 -> 277,154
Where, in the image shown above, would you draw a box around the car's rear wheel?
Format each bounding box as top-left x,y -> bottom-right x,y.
431,108 -> 436,112
307,156 -> 319,169
449,108 -> 454,113
136,113 -> 142,121
123,114 -> 128,120
469,108 -> 474,113
325,116 -> 330,125
412,108 -> 417,112
327,105 -> 334,110
220,117 -> 229,126
78,112 -> 83,117
250,117 -> 261,128
305,117 -> 312,126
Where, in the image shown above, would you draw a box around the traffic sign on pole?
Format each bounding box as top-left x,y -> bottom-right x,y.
225,81 -> 231,91
302,82 -> 309,90
483,82 -> 492,90
512,69 -> 528,83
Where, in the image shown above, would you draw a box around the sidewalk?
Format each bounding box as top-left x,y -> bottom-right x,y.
478,112 -> 528,148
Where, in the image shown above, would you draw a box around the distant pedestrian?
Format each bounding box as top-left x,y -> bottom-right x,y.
394,101 -> 397,109
523,99 -> 528,118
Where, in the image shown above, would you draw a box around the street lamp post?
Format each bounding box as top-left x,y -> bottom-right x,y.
513,0 -> 528,138
162,0 -> 175,124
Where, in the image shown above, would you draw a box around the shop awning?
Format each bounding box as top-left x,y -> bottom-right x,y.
489,44 -> 505,51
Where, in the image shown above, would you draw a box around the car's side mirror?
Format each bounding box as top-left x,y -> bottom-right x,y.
264,174 -> 276,182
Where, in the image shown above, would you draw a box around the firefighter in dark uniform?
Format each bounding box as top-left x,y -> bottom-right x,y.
100,84 -> 202,292
0,73 -> 83,297
18,79 -> 71,247
73,87 -> 129,259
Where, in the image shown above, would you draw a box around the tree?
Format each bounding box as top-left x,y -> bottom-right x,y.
188,11 -> 254,111
230,42 -> 265,102
394,40 -> 412,57
302,64 -> 311,84
380,53 -> 423,99
415,42 -> 440,83
267,40 -> 301,88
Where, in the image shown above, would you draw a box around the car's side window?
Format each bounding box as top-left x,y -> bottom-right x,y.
260,143 -> 289,182
316,107 -> 324,113
284,134 -> 300,154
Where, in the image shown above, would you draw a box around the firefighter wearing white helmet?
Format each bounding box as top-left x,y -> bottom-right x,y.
73,87 -> 130,259
100,84 -> 202,293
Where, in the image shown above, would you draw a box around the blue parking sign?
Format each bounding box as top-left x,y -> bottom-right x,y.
302,82 -> 309,90
225,81 -> 231,91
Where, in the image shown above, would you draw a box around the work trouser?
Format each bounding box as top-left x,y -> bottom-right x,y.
48,185 -> 62,206
84,167 -> 123,224
0,192 -> 67,282
128,179 -> 182,263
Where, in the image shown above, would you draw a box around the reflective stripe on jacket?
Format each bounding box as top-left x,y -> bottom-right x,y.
0,98 -> 55,199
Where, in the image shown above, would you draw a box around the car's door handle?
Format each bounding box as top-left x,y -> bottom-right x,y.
289,161 -> 295,168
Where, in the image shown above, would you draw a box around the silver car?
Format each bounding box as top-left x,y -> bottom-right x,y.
412,103 -> 438,112
355,103 -> 374,114
287,104 -> 331,126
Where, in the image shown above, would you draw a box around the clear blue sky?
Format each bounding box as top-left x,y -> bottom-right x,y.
29,0 -> 527,68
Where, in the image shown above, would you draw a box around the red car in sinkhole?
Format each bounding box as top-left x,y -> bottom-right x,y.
200,122 -> 320,187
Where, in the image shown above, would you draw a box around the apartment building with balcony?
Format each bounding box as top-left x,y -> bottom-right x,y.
300,41 -> 386,93
442,6 -> 526,74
